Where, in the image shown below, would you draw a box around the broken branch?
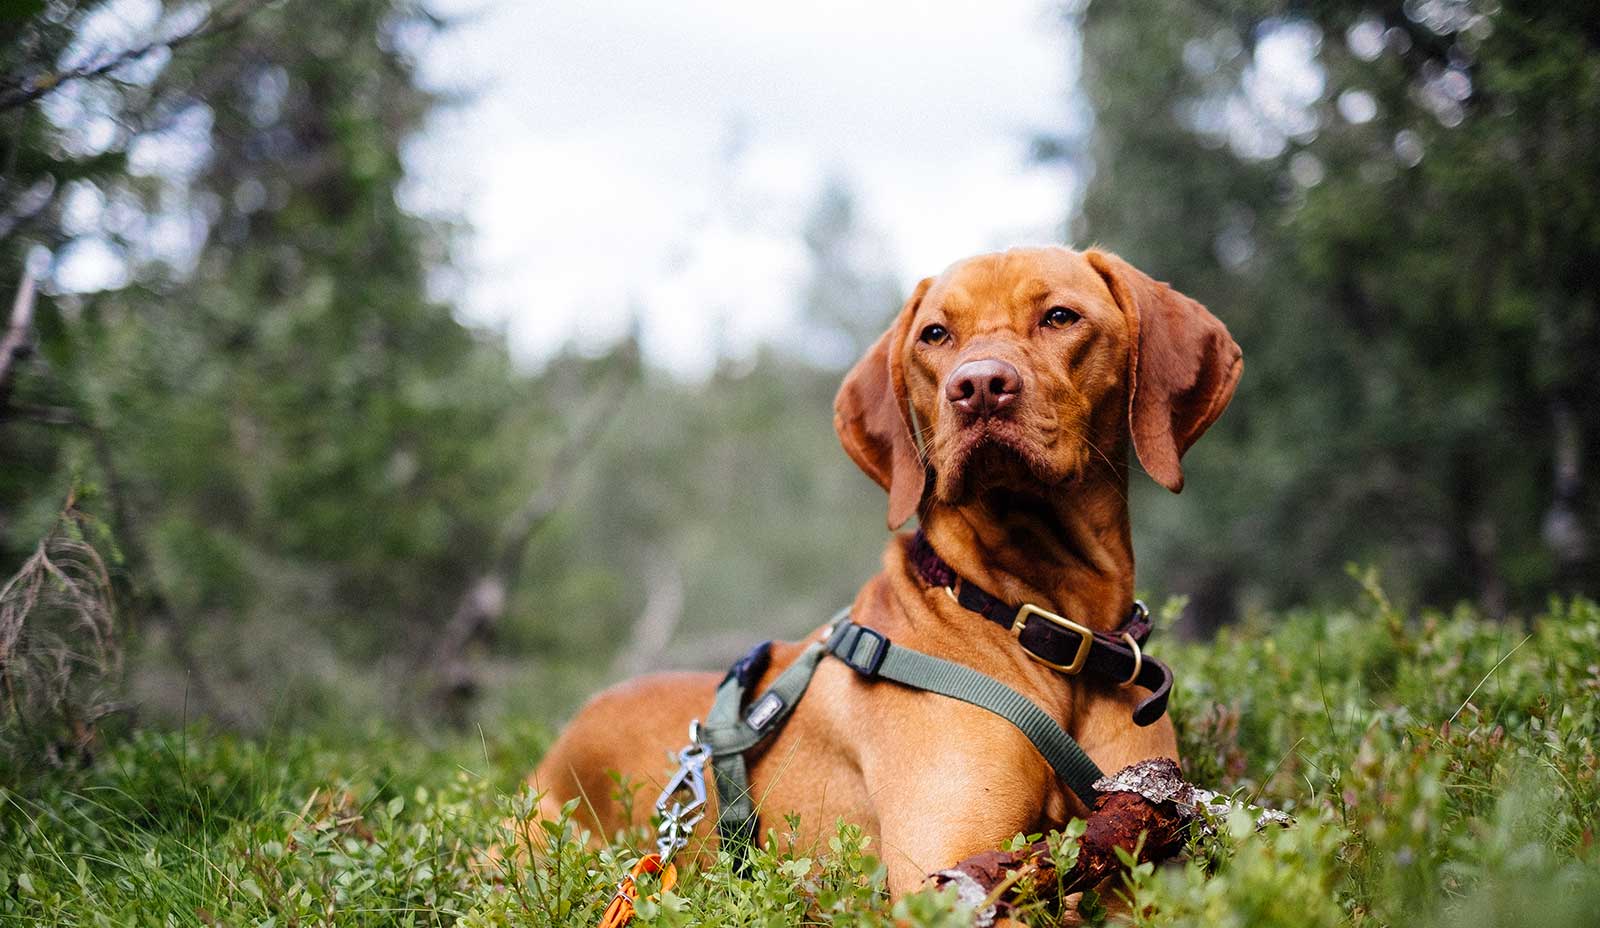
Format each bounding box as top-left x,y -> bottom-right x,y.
422,378 -> 633,720
932,758 -> 1292,925
0,268 -> 37,410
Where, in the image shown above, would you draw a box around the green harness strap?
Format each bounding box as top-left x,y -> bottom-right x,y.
704,639 -> 828,851
701,615 -> 1106,864
825,622 -> 1106,800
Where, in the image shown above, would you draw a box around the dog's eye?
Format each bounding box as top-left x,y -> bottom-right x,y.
1042,306 -> 1080,328
919,324 -> 950,345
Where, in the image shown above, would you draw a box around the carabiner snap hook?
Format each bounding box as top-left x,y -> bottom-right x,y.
652,719 -> 711,862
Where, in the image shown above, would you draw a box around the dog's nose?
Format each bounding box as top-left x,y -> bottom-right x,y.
945,359 -> 1022,417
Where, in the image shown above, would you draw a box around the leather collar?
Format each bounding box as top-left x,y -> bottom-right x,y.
907,530 -> 1174,726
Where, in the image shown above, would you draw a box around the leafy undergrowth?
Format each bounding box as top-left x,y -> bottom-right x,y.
3,590 -> 1598,926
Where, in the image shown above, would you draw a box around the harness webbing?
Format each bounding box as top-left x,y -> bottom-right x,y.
701,614 -> 1106,866
704,639 -> 828,854
825,622 -> 1105,799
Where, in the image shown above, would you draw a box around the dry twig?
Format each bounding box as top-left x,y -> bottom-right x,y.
0,495 -> 122,765
0,0 -> 267,113
611,552 -> 684,679
423,379 -> 633,720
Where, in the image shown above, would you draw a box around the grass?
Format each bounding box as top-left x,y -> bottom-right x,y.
3,583 -> 1598,926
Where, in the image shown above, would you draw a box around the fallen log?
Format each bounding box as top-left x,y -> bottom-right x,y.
931,758 -> 1291,925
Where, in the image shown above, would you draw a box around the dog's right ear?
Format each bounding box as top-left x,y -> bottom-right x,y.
834,278 -> 932,530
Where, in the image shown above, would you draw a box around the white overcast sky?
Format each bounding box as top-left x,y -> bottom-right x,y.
407,0 -> 1084,375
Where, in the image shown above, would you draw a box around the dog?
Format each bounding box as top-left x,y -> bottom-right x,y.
529,245 -> 1242,897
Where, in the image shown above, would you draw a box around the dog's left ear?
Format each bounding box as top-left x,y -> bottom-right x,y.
1088,250 -> 1243,493
834,279 -> 932,530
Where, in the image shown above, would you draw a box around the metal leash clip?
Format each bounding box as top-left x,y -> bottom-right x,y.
599,721 -> 711,927
652,719 -> 711,863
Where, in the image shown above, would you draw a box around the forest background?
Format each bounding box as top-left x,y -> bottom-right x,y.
2,0 -> 1596,741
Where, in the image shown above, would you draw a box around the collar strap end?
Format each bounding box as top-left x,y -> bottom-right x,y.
1130,657 -> 1174,727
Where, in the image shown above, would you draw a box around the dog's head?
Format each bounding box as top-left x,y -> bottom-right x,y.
835,246 -> 1242,529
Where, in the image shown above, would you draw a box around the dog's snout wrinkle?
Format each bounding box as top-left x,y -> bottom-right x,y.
945,358 -> 1022,418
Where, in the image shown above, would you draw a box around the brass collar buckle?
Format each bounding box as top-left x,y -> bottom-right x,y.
1011,603 -> 1095,674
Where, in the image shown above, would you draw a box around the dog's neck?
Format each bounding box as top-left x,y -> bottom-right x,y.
918,467 -> 1134,632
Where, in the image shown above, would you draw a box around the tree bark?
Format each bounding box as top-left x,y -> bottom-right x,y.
0,269 -> 37,411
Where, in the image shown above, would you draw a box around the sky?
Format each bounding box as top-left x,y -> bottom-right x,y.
408,0 -> 1083,375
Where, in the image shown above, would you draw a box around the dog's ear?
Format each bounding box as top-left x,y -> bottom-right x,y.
834,278 -> 932,529
1088,250 -> 1243,493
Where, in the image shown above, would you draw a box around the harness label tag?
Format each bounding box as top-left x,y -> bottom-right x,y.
745,693 -> 784,731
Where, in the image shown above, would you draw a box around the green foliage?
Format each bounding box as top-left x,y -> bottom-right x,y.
1069,0 -> 1600,625
86,0 -> 525,653
4,594 -> 1597,925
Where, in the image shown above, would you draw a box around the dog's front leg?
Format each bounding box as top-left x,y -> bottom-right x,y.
874,803 -> 1032,900
859,728 -> 1058,900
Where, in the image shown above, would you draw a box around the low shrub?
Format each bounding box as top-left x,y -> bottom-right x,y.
2,592 -> 1596,925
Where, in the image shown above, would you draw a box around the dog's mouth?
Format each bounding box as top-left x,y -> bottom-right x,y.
935,421 -> 1065,501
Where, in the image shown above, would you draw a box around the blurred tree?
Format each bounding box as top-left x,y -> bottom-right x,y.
1,0 -> 547,724
2,0 -> 285,716
796,175 -> 903,366
114,0 -> 519,648
1055,0 -> 1600,626
1,0 -> 197,563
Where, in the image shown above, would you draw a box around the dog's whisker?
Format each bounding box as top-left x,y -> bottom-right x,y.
1082,436 -> 1129,506
912,420 -> 936,468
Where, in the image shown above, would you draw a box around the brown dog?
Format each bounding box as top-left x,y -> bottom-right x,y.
530,245 -> 1241,896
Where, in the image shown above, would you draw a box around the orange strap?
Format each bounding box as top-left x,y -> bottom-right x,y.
597,854 -> 678,928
